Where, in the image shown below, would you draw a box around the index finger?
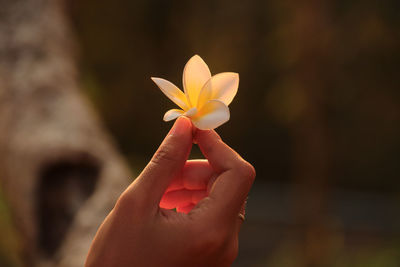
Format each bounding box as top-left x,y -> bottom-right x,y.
195,130 -> 255,221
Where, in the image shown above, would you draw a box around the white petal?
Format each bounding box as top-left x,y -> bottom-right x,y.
196,78 -> 213,110
191,100 -> 230,130
163,109 -> 184,121
205,72 -> 239,106
182,55 -> 211,107
152,77 -> 189,110
184,107 -> 198,117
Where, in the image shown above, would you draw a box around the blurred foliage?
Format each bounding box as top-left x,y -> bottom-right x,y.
264,240 -> 400,267
0,189 -> 22,267
68,0 -> 400,192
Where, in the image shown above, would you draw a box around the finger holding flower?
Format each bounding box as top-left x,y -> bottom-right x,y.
86,56 -> 254,267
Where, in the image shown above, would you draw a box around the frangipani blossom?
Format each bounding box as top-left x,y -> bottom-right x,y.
151,55 -> 239,130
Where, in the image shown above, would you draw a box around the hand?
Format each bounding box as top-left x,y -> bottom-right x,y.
85,116 -> 255,267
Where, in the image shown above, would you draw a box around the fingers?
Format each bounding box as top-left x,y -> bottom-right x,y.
177,203 -> 195,214
122,117 -> 193,211
160,189 -> 207,209
160,189 -> 193,209
165,174 -> 185,192
183,160 -> 214,190
161,160 -> 214,211
165,160 -> 213,193
195,130 -> 256,222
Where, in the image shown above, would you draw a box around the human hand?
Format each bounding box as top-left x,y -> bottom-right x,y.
85,116 -> 255,267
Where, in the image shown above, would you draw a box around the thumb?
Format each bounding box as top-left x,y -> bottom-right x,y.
127,116 -> 193,211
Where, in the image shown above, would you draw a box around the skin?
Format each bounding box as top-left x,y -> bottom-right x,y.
85,116 -> 256,267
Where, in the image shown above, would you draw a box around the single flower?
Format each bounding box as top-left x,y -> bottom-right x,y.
151,55 -> 239,130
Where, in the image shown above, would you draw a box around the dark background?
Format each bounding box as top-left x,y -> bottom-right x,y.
70,0 -> 400,192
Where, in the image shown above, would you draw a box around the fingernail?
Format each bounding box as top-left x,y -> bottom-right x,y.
169,116 -> 188,136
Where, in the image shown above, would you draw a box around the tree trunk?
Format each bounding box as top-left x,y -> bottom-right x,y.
0,0 -> 131,266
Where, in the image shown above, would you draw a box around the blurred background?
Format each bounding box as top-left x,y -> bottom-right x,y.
1,0 -> 400,266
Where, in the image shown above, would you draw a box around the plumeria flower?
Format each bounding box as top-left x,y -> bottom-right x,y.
151,55 -> 239,130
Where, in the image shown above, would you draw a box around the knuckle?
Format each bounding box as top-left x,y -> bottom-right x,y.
236,161 -> 256,182
151,142 -> 176,165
